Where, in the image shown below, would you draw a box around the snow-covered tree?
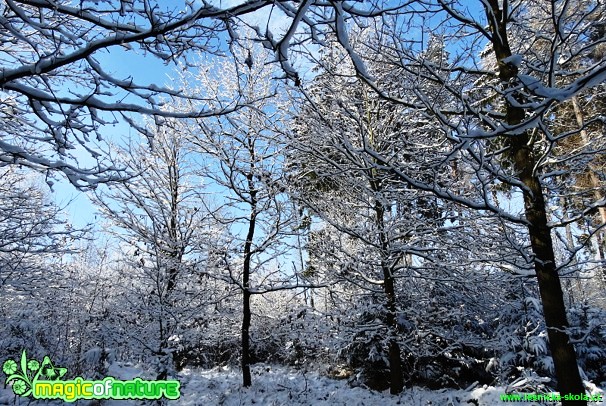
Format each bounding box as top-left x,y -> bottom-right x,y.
0,0 -> 446,187
324,1 -> 606,400
93,125 -> 226,379
3,0 -> 605,401
0,0 -> 257,186
0,166 -> 87,362
0,167 -> 80,288
177,45 -> 308,387
286,33 -> 504,393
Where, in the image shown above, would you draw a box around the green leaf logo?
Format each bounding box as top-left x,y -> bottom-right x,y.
27,360 -> 40,372
35,356 -> 67,381
2,350 -> 34,397
2,359 -> 17,375
11,379 -> 27,395
2,350 -> 67,398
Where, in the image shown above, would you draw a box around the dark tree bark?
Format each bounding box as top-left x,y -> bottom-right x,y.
371,177 -> 404,394
241,212 -> 255,387
241,138 -> 258,388
166,143 -> 182,296
485,1 -> 586,402
375,202 -> 404,395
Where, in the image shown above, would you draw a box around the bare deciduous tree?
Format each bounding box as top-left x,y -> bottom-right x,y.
94,124 -> 218,380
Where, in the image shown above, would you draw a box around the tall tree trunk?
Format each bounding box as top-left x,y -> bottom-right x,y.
512,151 -> 586,401
383,272 -> 404,395
571,97 -> 606,277
241,138 -> 258,388
570,97 -> 606,227
485,1 -> 586,402
366,97 -> 404,394
241,200 -> 255,387
241,286 -> 252,387
166,154 -> 181,296
374,196 -> 403,394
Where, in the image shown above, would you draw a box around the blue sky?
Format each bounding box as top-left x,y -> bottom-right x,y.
50,0 -> 491,230
51,46 -> 178,228
48,4 -> 296,229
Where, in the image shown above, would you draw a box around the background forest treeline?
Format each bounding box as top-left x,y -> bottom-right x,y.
1,0 -> 605,401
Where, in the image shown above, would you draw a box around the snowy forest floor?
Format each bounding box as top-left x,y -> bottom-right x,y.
1,363 -> 605,406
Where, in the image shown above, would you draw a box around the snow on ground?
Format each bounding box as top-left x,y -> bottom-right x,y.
169,365 -> 606,406
1,363 -> 604,405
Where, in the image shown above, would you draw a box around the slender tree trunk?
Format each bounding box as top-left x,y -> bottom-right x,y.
375,198 -> 404,394
166,159 -> 181,295
571,97 -> 606,277
241,206 -> 255,387
485,1 -> 586,402
241,287 -> 252,387
563,202 -> 581,307
157,320 -> 168,382
241,138 -> 258,388
159,144 -> 181,385
570,97 -> 606,227
383,274 -> 404,395
366,97 -> 404,394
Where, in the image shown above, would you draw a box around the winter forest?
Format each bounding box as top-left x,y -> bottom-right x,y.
1,0 -> 605,404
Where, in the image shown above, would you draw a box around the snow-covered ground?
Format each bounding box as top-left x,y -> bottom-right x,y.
1,363 -> 604,405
